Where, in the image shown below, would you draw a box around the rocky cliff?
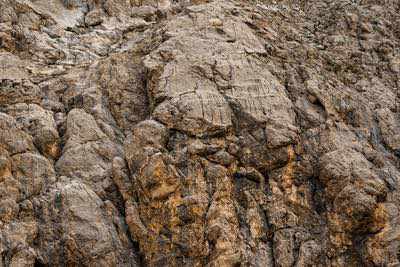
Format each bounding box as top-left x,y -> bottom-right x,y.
1,0 -> 400,266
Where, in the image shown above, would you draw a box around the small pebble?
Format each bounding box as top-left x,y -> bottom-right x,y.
209,18 -> 223,27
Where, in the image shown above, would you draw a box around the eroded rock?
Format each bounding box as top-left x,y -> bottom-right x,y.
1,0 -> 400,266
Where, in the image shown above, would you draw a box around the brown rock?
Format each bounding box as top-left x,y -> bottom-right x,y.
1,0 -> 400,266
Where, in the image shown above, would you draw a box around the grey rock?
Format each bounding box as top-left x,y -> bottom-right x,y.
1,0 -> 400,266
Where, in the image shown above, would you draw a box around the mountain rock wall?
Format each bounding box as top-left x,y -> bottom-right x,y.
1,0 -> 400,266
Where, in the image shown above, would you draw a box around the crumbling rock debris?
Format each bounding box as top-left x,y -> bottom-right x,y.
1,0 -> 400,266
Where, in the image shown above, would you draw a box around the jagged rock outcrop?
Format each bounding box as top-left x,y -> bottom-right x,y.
1,0 -> 400,266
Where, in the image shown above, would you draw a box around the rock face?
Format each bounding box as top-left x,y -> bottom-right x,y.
1,0 -> 400,266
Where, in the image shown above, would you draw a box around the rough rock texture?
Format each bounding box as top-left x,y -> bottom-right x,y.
1,0 -> 400,266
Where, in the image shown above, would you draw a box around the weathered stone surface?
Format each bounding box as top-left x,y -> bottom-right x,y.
6,103 -> 60,159
1,0 -> 400,266
34,178 -> 138,266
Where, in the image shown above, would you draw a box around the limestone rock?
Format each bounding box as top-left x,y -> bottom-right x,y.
34,179 -> 138,266
1,0 -> 400,266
